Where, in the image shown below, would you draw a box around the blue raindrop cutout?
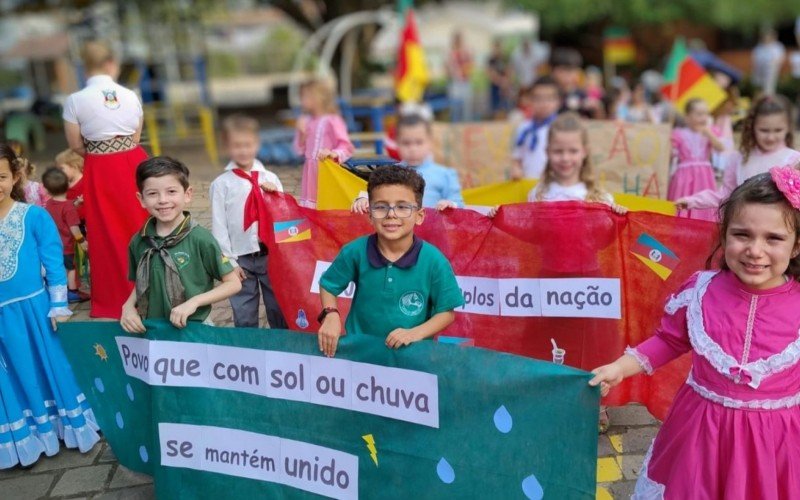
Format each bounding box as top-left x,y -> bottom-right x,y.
126,383 -> 135,402
94,377 -> 105,393
296,309 -> 309,329
139,445 -> 149,463
522,474 -> 544,500
436,457 -> 455,484
115,412 -> 124,429
493,405 -> 513,433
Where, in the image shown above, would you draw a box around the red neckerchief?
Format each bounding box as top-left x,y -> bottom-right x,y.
230,168 -> 271,244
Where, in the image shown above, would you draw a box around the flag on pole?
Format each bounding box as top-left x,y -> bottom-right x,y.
603,27 -> 636,65
661,38 -> 727,113
395,9 -> 429,103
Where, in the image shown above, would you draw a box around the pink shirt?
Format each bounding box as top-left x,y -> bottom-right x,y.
630,271 -> 800,406
671,128 -> 713,169
293,114 -> 354,207
23,181 -> 48,207
685,147 -> 800,209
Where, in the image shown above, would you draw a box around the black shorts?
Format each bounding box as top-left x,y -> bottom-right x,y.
64,254 -> 76,271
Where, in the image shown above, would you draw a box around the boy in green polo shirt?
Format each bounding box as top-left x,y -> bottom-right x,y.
317,165 -> 464,357
120,156 -> 242,333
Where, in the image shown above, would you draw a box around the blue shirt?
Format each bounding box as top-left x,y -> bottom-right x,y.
408,157 -> 465,208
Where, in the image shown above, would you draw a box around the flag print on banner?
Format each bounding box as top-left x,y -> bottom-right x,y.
273,218 -> 311,243
258,192 -> 718,420
630,233 -> 680,280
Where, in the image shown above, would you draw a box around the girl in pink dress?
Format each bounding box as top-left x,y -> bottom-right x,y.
293,79 -> 354,208
591,167 -> 800,499
18,158 -> 48,207
677,94 -> 799,217
667,98 -> 725,221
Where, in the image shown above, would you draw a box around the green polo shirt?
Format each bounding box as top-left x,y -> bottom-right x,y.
320,234 -> 465,338
128,216 -> 234,321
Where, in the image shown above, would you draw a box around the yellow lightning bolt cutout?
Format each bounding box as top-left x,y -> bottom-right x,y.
362,434 -> 378,467
93,343 -> 108,361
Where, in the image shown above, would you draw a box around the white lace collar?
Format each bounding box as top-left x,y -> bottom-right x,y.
686,271 -> 800,388
0,202 -> 28,282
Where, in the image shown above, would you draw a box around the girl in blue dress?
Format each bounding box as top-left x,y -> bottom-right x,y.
0,143 -> 100,468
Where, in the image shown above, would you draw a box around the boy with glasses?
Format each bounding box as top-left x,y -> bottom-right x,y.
317,166 -> 464,357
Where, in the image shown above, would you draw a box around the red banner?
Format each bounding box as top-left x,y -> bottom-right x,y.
262,194 -> 718,420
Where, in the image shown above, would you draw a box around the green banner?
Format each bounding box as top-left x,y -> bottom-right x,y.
59,321 -> 598,499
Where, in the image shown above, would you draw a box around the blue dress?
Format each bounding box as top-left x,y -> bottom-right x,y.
0,202 -> 100,468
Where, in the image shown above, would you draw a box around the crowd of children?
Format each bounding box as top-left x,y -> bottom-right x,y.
4,37 -> 800,498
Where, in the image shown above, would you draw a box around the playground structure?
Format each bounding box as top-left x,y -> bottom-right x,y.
287,3 -> 538,157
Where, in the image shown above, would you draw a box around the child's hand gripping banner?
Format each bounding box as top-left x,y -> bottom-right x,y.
60,321 -> 599,498
261,193 -> 718,420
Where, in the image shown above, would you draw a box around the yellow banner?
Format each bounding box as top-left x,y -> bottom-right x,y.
316,160 -> 675,215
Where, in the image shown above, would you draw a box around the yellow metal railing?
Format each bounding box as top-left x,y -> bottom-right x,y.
141,103 -> 218,165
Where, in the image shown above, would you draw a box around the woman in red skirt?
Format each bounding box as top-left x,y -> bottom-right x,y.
63,41 -> 148,318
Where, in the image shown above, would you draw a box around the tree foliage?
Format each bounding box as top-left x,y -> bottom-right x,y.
511,0 -> 800,33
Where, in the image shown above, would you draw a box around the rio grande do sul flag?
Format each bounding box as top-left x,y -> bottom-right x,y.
395,9 -> 429,103
661,38 -> 727,113
630,233 -> 680,280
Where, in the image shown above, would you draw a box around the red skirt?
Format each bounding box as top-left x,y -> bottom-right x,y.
83,146 -> 148,318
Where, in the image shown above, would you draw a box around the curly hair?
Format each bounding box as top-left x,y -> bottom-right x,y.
367,164 -> 425,206
55,149 -> 85,173
708,172 -> 800,280
0,143 -> 25,202
536,112 -> 609,203
739,94 -> 794,163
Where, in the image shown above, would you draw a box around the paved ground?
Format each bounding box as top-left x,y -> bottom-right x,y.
1,140 -> 658,498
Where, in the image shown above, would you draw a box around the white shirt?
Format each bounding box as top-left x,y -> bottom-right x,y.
63,75 -> 143,141
528,181 -> 613,204
511,45 -> 546,88
512,121 -> 550,179
210,160 -> 284,266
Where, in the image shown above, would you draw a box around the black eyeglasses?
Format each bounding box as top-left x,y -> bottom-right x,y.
369,203 -> 419,219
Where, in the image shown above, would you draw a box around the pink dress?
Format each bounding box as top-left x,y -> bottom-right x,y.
293,114 -> 353,208
667,128 -> 717,221
628,270 -> 800,499
684,147 -> 800,212
23,181 -> 48,207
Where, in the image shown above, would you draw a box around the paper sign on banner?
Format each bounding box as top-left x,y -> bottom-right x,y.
264,351 -> 313,403
147,341 -> 208,387
158,423 -> 358,500
456,276 -> 500,316
115,338 -> 441,428
498,279 -> 542,317
117,336 -> 150,383
207,344 -> 268,397
539,278 -> 621,319
350,362 -> 440,428
310,261 -> 356,299
280,437 -> 359,500
306,356 -> 353,410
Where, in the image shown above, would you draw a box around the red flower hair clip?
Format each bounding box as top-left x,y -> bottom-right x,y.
771,166 -> 800,210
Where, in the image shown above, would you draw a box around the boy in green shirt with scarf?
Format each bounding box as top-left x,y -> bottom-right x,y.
120,156 -> 241,333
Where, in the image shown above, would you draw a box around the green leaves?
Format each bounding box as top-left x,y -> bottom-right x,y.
509,0 -> 800,32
